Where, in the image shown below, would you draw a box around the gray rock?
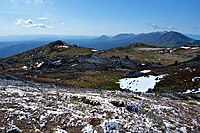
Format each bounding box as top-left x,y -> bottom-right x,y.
5,125 -> 22,133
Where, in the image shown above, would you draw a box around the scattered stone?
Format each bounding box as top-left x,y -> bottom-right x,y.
89,118 -> 101,127
110,101 -> 125,107
101,119 -> 119,132
125,101 -> 140,113
5,125 -> 22,133
81,97 -> 101,106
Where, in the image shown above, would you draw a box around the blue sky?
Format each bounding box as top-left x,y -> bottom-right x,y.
0,0 -> 199,36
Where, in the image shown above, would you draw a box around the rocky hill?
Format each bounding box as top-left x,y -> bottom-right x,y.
101,43 -> 200,65
0,40 -> 143,90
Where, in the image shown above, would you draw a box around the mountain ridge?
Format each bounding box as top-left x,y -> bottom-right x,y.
0,31 -> 199,58
154,31 -> 193,45
91,31 -> 198,48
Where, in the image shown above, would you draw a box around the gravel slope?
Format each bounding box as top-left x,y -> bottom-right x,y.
0,79 -> 199,133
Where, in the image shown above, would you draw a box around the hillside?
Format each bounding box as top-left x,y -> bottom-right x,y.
0,40 -> 96,70
0,41 -> 50,58
0,77 -> 199,133
101,43 -> 200,65
154,31 -> 193,46
0,40 -> 143,90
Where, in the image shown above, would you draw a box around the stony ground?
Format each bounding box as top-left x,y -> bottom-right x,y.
0,79 -> 199,133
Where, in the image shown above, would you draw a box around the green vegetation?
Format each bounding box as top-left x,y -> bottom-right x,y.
69,96 -> 101,106
81,97 -> 101,106
70,96 -> 82,103
154,69 -> 200,93
65,71 -> 127,90
21,70 -> 127,90
101,43 -> 199,65
0,41 -> 94,70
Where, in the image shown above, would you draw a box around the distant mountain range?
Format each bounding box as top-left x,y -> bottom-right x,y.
0,31 -> 199,58
83,31 -> 200,49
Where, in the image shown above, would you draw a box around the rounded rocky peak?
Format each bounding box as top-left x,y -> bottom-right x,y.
50,40 -> 72,47
100,35 -> 109,38
53,40 -> 65,45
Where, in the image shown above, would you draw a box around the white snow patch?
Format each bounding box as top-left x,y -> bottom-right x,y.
91,49 -> 98,52
58,45 -> 68,48
6,88 -> 25,97
53,60 -> 61,64
39,114 -> 46,121
0,108 -> 14,111
118,74 -> 167,92
47,110 -> 64,115
22,66 -> 28,70
54,128 -> 68,133
140,70 -> 151,73
192,77 -> 200,82
179,127 -> 187,133
182,88 -> 200,94
71,64 -> 78,67
164,120 -> 175,128
153,105 -> 173,110
191,47 -> 199,50
180,46 -> 190,49
82,124 -> 93,133
19,102 -> 38,110
36,62 -> 44,68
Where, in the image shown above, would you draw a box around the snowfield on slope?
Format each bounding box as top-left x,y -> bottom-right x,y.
0,79 -> 199,133
118,74 -> 166,92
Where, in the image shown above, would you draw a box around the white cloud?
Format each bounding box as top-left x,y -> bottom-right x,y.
15,19 -> 33,25
37,17 -> 48,20
26,23 -> 52,28
61,23 -> 65,25
149,23 -> 177,31
166,25 -> 176,30
15,19 -> 52,28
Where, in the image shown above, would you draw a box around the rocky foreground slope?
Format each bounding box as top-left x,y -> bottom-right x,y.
0,41 -> 199,133
0,77 -> 199,133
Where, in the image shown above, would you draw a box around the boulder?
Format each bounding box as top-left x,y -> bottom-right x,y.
5,125 -> 22,133
125,101 -> 140,113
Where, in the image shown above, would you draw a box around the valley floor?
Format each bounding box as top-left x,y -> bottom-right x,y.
0,79 -> 199,133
